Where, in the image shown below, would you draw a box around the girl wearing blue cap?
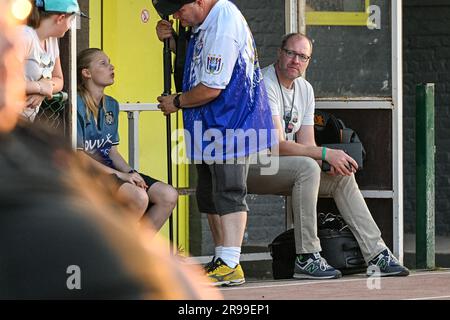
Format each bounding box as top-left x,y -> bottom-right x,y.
21,0 -> 82,122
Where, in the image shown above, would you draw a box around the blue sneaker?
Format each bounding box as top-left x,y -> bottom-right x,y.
293,253 -> 342,280
366,249 -> 410,277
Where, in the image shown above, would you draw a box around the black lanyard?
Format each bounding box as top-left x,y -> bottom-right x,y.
275,66 -> 296,134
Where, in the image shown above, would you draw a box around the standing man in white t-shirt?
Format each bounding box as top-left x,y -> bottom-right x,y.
247,33 -> 409,279
155,0 -> 274,286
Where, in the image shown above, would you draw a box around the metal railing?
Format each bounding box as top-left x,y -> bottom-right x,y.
119,103 -> 192,194
34,92 -> 69,132
119,103 -> 159,171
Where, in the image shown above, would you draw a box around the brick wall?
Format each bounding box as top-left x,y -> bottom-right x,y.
232,0 -> 285,68
404,0 -> 450,235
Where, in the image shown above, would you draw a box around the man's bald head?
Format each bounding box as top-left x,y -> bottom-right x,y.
280,33 -> 313,56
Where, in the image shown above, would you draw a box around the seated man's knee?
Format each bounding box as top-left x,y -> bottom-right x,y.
336,171 -> 358,185
296,157 -> 321,177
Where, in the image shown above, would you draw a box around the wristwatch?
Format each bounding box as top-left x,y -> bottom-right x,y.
173,93 -> 182,109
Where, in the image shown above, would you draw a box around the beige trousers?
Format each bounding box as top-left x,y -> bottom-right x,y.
247,156 -> 387,262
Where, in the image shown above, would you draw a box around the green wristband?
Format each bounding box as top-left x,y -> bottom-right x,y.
322,147 -> 327,161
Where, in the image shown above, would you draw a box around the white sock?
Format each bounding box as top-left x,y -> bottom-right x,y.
220,247 -> 241,268
215,246 -> 223,260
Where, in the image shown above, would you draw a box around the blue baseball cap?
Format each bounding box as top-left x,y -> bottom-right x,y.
152,0 -> 195,16
35,0 -> 88,18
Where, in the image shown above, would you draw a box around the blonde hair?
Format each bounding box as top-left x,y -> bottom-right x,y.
77,48 -> 105,121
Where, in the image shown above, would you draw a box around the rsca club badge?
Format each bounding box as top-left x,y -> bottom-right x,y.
105,112 -> 115,125
206,54 -> 223,75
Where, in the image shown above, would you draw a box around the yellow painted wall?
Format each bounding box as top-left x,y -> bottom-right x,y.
89,0 -> 189,254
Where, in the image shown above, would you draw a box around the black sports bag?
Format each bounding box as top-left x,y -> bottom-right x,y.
268,227 -> 366,279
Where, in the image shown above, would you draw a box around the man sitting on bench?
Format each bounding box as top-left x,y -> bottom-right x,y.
247,33 -> 409,279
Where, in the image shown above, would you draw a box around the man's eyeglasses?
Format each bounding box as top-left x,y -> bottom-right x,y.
282,48 -> 311,63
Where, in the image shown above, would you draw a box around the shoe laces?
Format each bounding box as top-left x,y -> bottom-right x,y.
318,257 -> 332,271
386,251 -> 400,265
300,254 -> 332,271
373,250 -> 399,267
204,257 -> 216,272
208,258 -> 226,273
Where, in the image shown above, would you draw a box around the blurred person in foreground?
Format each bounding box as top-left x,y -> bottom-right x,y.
0,0 -> 220,300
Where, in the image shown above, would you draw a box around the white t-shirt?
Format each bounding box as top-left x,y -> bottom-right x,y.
262,64 -> 315,141
20,25 -> 60,122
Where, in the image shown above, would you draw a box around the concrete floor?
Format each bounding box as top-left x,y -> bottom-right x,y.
220,270 -> 450,300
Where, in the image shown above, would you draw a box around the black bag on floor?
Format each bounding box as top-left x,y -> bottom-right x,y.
268,214 -> 366,279
268,229 -> 296,279
318,228 -> 366,274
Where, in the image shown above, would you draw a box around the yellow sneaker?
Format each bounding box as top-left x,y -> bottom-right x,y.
206,258 -> 245,287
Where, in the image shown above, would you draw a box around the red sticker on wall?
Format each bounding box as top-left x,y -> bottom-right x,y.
141,9 -> 150,23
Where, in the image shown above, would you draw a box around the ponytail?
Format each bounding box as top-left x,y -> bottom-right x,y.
77,48 -> 105,121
